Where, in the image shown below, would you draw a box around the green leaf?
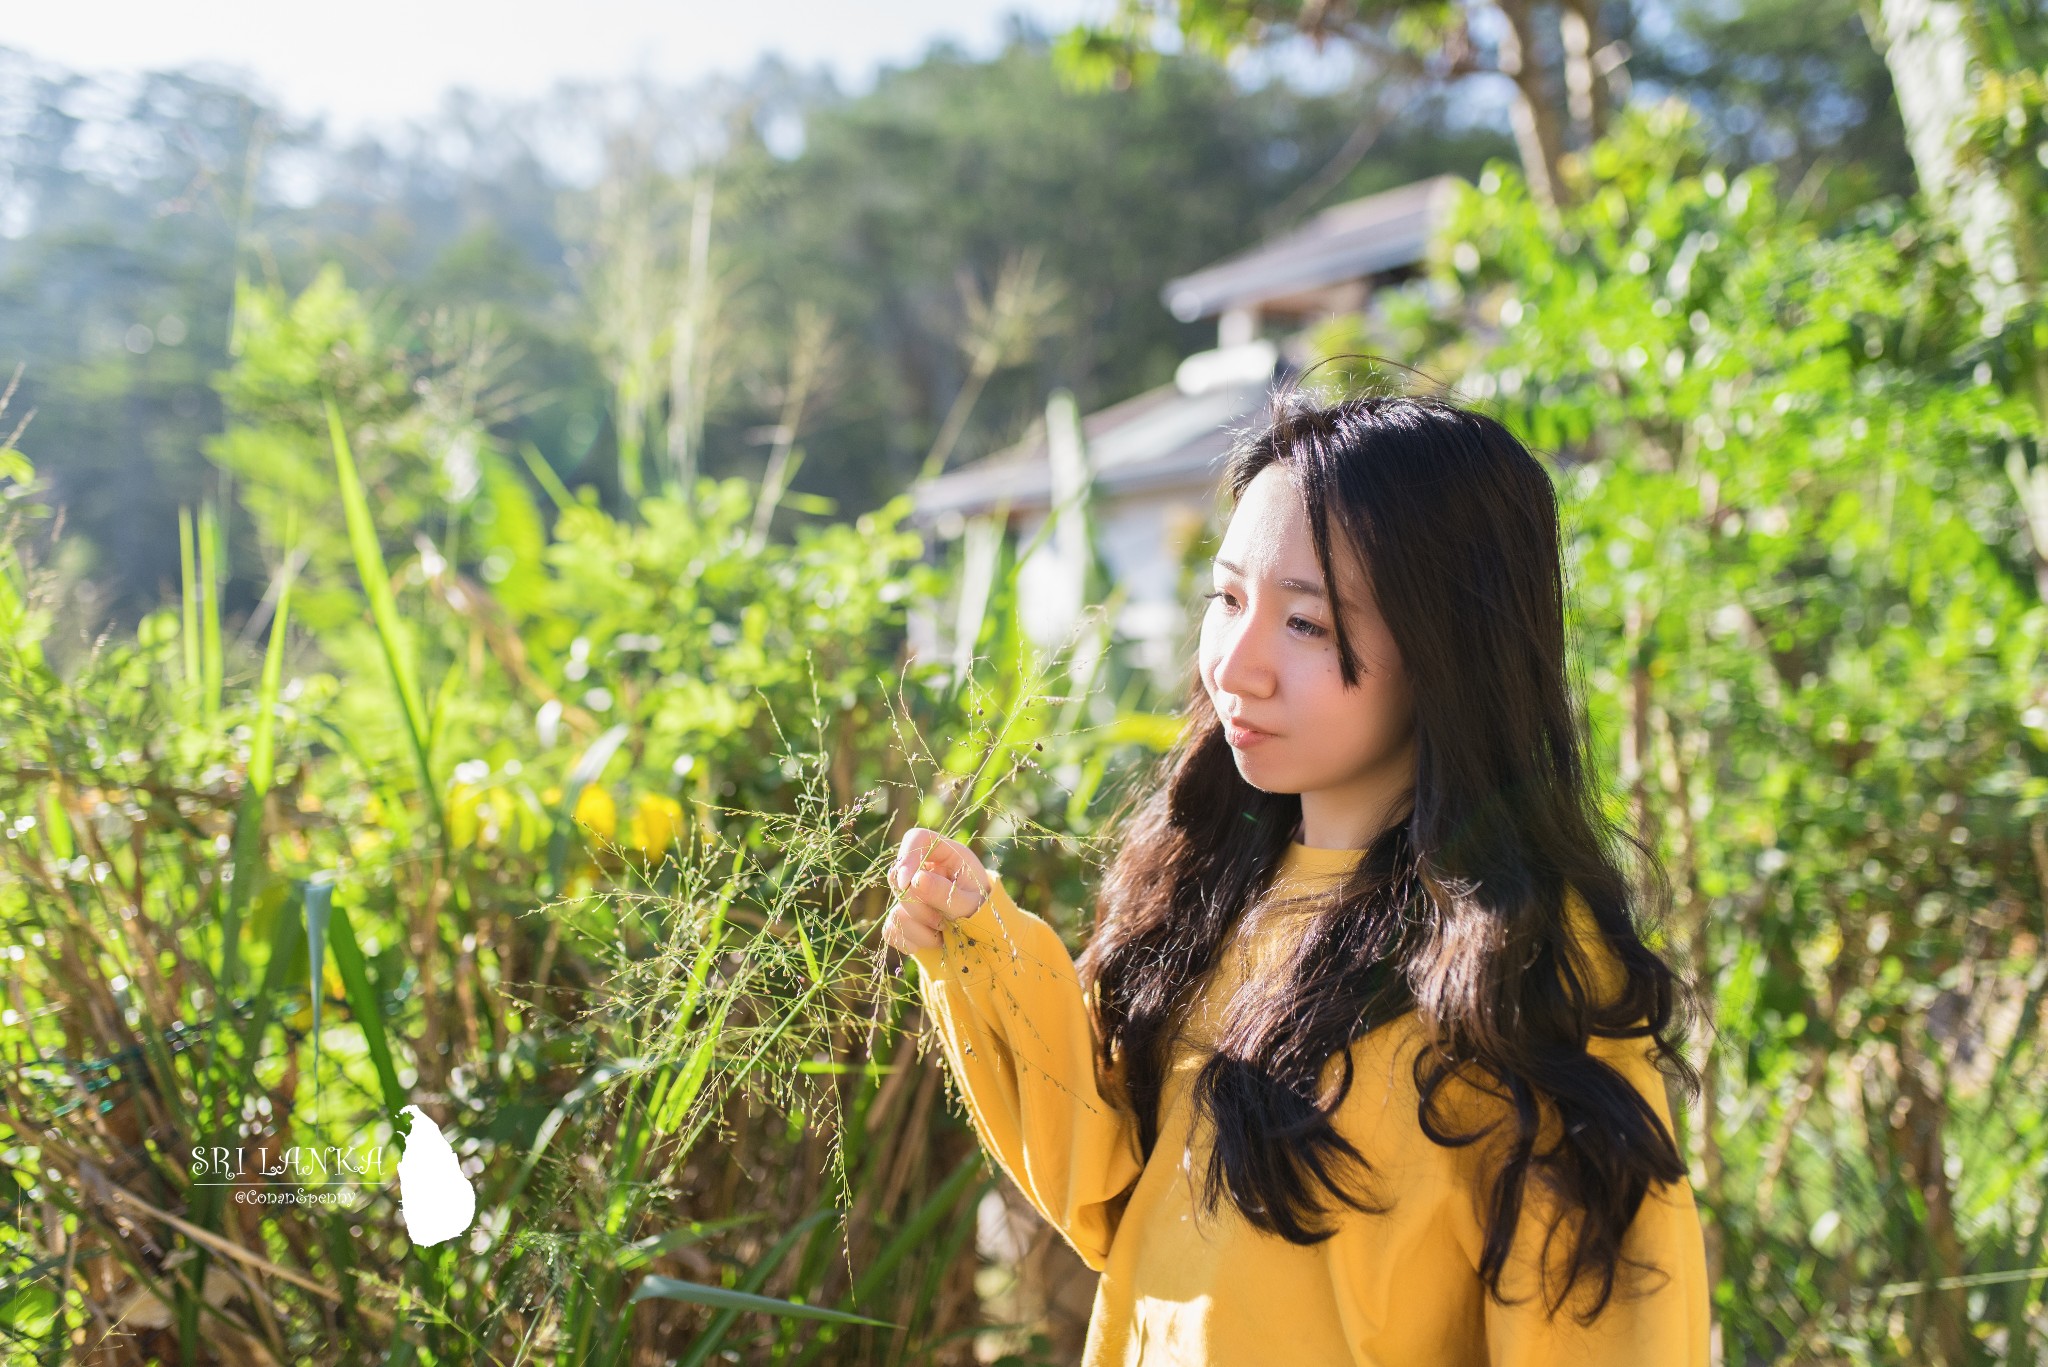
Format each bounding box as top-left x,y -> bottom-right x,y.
628,1277 -> 894,1328
326,893 -> 406,1117
178,507 -> 201,698
248,530 -> 295,796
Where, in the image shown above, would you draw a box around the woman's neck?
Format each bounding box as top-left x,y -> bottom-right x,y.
1293,738 -> 1417,851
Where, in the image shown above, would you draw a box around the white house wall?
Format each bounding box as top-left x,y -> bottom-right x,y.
1014,508 -> 1085,649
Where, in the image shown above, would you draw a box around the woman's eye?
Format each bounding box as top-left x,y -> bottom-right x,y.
1201,591 -> 1326,639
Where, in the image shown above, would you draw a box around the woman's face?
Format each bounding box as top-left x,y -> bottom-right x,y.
1197,463 -> 1417,845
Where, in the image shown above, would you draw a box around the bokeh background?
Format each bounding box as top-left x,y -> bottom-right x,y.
2,1 -> 2044,1364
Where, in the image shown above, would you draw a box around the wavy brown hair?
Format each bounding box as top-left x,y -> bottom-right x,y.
1075,387 -> 1695,1320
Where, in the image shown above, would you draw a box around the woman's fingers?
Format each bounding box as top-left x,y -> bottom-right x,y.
881,828 -> 991,958
895,863 -> 988,921
892,827 -> 945,885
891,830 -> 968,893
881,900 -> 942,954
879,872 -> 985,957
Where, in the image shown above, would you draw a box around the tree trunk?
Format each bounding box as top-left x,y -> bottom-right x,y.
1868,0 -> 2025,328
1494,0 -> 1570,210
1557,0 -> 1610,146
666,176 -> 715,499
1868,0 -> 2048,608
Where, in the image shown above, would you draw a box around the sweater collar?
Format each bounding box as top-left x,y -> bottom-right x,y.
1277,839 -> 1366,885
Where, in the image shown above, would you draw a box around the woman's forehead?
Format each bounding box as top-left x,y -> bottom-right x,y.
1222,465 -> 1371,596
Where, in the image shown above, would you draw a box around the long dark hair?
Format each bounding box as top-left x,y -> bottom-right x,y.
1076,387 -> 1695,1319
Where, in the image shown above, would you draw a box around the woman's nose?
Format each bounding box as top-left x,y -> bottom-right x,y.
1209,615 -> 1272,698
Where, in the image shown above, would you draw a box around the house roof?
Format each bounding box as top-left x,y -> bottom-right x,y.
910,375 -> 1275,524
1161,174 -> 1465,322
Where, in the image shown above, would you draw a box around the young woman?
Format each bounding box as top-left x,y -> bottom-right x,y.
881,390 -> 1709,1365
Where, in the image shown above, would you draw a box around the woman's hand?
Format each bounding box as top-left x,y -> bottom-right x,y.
881,827 -> 994,955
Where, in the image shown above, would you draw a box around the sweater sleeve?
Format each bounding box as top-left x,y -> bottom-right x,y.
1476,1031 -> 1711,1367
909,873 -> 1145,1270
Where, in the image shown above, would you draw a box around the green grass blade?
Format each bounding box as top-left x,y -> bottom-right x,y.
207,783 -> 269,1094
178,507 -> 200,695
198,502 -> 223,718
517,440 -> 577,515
614,1215 -> 766,1272
674,1211 -> 837,1367
789,899 -> 823,988
323,395 -> 439,824
479,1060 -> 634,1269
651,999 -> 730,1136
248,536 -> 294,796
232,884 -> 307,1095
304,874 -> 333,1120
650,886 -> 731,1134
325,893 -> 406,1117
788,1153 -> 987,1367
845,1151 -> 985,1309
629,1277 -> 895,1329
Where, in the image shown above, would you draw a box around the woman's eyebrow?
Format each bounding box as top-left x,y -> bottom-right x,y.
1211,556 -> 1327,599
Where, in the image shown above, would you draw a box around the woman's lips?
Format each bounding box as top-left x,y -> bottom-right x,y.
1224,720 -> 1276,748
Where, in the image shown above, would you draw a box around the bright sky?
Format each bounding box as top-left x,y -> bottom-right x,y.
0,0 -> 1108,136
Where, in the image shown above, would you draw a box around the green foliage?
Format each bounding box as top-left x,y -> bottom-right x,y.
209,268 -> 530,636
0,259 -> 1183,1364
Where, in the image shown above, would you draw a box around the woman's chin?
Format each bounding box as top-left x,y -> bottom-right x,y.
1230,750 -> 1289,789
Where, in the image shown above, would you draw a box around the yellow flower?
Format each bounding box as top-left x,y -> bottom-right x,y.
573,783 -> 617,841
628,793 -> 687,856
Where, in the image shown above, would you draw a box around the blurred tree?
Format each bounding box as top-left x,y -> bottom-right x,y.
1860,0 -> 2048,611
1628,0 -> 1916,212
0,55 -> 272,620
1057,0 -> 1623,209
0,50 -> 595,624
1059,0 -> 1923,219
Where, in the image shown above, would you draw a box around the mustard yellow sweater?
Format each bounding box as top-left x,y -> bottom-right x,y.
911,839 -> 1710,1366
